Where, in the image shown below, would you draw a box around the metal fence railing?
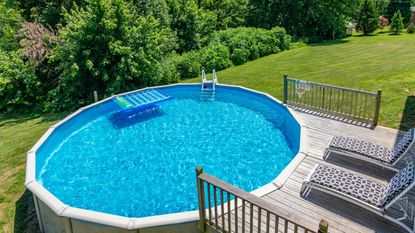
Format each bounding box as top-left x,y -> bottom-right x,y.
283,75 -> 381,125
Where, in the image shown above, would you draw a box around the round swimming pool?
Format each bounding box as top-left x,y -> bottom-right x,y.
26,84 -> 302,232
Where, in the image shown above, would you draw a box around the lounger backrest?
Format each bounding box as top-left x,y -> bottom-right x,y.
392,129 -> 415,158
380,162 -> 415,208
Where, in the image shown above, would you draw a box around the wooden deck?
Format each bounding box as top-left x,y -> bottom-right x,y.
206,109 -> 415,233
260,109 -> 413,233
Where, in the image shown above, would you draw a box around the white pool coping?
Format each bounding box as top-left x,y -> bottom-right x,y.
25,83 -> 309,230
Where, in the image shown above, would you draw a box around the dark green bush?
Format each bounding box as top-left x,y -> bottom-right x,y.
210,27 -> 290,65
407,23 -> 415,34
174,51 -> 201,79
231,48 -> 250,65
200,43 -> 231,71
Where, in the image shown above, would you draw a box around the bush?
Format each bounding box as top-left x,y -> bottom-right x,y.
407,23 -> 415,34
199,43 -> 231,72
174,51 -> 201,79
390,10 -> 404,34
231,48 -> 250,65
210,27 -> 290,65
0,51 -> 39,112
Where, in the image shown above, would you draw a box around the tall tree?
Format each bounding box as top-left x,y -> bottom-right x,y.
49,0 -> 176,111
200,0 -> 248,29
356,0 -> 379,35
386,0 -> 412,23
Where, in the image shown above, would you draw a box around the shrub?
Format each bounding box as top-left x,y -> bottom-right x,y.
390,10 -> 404,34
407,23 -> 415,34
379,16 -> 389,30
231,48 -> 250,65
174,51 -> 201,79
0,51 -> 39,112
175,26 -> 292,79
199,43 -> 231,71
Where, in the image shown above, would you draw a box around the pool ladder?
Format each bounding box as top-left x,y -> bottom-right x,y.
200,70 -> 217,101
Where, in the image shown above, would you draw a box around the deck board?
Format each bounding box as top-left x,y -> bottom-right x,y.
210,109 -> 413,233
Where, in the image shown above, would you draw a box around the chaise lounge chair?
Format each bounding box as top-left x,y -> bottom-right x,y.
325,129 -> 415,170
302,162 -> 415,233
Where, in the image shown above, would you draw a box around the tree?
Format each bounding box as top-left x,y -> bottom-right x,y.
246,0 -> 360,39
48,0 -> 176,111
386,0 -> 412,24
390,10 -> 404,34
199,0 -> 248,29
374,0 -> 390,15
356,0 -> 379,35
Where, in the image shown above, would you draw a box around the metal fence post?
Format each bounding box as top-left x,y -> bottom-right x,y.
196,166 -> 206,232
283,74 -> 288,104
373,89 -> 382,126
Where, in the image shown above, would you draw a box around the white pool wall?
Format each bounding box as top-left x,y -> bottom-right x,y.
25,83 -> 308,233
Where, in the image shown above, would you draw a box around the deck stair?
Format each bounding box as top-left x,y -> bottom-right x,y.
113,89 -> 171,110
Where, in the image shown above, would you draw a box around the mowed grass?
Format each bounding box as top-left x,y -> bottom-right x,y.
0,32 -> 414,232
0,113 -> 66,233
183,32 -> 415,130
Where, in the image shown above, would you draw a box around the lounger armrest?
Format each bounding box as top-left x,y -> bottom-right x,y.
304,164 -> 319,183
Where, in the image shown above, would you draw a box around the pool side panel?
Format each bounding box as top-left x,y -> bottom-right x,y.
27,83 -> 304,232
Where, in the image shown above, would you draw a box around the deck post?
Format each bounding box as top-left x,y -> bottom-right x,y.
196,166 -> 206,232
318,219 -> 329,233
93,91 -> 98,102
283,74 -> 288,104
373,89 -> 382,126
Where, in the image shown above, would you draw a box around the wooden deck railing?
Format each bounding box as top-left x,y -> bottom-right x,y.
196,167 -> 327,233
283,75 -> 381,125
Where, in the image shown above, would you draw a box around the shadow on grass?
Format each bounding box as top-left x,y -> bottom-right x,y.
14,190 -> 40,233
0,112 -> 68,127
308,39 -> 349,47
398,96 -> 415,132
353,34 -> 378,37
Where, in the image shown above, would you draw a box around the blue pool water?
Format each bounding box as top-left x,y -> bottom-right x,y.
36,85 -> 300,218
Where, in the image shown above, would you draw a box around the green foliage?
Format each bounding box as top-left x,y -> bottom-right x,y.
0,51 -> 39,112
175,43 -> 231,79
199,0 -> 248,29
199,43 -> 231,71
0,2 -> 22,51
48,0 -> 176,111
356,0 -> 379,35
246,0 -> 360,39
386,0 -> 412,23
374,0 -> 389,15
177,27 -> 291,79
407,23 -> 415,33
131,0 -> 171,27
15,0 -> 83,26
390,10 -> 404,34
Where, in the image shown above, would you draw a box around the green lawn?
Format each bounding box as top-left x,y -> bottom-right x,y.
0,113 -> 66,233
1,32 -> 414,232
184,32 -> 415,130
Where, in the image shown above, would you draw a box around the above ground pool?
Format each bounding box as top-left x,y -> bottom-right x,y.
28,84 -> 301,230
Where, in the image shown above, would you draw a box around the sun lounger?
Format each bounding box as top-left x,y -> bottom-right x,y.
302,163 -> 415,233
326,129 -> 415,169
